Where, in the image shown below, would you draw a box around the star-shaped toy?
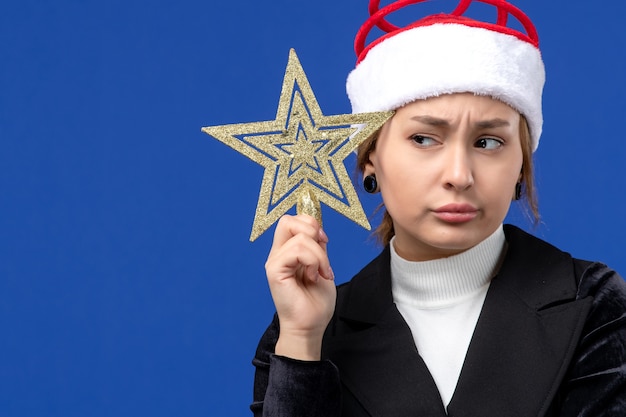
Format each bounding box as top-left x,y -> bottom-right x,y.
202,49 -> 393,241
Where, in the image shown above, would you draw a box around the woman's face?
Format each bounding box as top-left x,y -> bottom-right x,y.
365,93 -> 523,261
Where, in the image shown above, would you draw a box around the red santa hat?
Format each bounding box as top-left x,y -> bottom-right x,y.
346,0 -> 545,151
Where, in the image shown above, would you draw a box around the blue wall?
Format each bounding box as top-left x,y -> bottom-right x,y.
2,1 -> 625,415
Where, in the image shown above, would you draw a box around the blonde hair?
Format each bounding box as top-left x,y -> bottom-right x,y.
356,115 -> 539,246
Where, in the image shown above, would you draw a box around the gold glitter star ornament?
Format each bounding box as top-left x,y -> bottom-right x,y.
202,49 -> 393,241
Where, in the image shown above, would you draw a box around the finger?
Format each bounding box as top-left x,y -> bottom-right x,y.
292,237 -> 333,282
316,228 -> 333,281
304,264 -> 320,283
290,219 -> 332,281
268,233 -> 332,283
318,227 -> 329,245
271,215 -> 320,253
303,219 -> 331,279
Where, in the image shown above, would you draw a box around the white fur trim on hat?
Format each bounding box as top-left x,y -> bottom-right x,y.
346,23 -> 545,150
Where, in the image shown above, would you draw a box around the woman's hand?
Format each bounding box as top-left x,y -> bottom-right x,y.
265,214 -> 337,361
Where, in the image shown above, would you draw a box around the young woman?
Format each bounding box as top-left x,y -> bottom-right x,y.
251,1 -> 626,415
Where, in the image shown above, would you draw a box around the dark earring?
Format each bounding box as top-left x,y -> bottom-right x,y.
363,174 -> 378,193
514,182 -> 522,200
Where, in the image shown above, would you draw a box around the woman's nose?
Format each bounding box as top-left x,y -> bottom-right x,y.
442,144 -> 474,191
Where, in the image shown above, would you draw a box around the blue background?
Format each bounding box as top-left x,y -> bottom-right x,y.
2,1 -> 625,416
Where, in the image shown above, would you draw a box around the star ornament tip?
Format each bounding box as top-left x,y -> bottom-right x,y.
202,49 -> 394,241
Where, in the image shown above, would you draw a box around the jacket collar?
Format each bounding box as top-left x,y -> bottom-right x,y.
334,243 -> 394,324
327,225 -> 592,417
336,225 -> 579,322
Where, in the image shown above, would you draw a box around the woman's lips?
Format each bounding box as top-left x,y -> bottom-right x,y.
432,204 -> 479,223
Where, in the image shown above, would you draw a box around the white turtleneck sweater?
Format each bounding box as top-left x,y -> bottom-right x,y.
390,225 -> 506,408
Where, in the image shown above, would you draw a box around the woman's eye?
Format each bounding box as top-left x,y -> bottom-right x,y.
475,137 -> 503,150
410,134 -> 438,147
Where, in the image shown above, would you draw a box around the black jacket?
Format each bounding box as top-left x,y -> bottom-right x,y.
252,225 -> 626,416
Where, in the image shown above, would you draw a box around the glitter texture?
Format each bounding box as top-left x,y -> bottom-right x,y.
202,49 -> 393,241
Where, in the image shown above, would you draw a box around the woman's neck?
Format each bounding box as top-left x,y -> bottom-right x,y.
390,225 -> 506,309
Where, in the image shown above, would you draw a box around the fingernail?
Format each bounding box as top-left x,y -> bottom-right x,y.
319,228 -> 329,243
327,266 -> 334,281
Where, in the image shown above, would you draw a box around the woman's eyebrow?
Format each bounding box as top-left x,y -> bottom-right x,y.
410,115 -> 450,126
475,118 -> 511,129
410,116 -> 511,129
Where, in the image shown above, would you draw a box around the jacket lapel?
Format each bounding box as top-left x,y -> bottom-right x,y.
324,225 -> 592,417
324,247 -> 447,417
448,225 -> 593,417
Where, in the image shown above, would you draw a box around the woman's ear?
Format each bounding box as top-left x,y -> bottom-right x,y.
357,126 -> 382,180
513,171 -> 523,201
361,150 -> 379,193
362,147 -> 377,179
